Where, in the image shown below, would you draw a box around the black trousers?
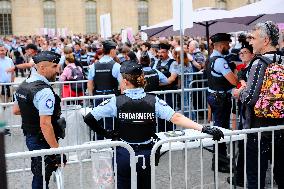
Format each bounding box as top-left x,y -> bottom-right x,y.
207,92 -> 232,166
246,134 -> 284,189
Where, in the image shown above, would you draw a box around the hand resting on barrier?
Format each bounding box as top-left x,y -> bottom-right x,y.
170,113 -> 224,141
201,126 -> 224,141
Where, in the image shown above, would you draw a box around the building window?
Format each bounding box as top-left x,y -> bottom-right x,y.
138,0 -> 148,28
247,0 -> 261,4
0,0 -> 12,35
85,0 -> 97,34
216,0 -> 227,10
43,0 -> 56,28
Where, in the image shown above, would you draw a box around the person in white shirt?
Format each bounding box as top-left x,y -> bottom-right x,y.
0,44 -> 14,103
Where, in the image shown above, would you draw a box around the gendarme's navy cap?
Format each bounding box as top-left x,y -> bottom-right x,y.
32,51 -> 61,64
120,60 -> 143,75
210,33 -> 232,43
102,40 -> 117,50
159,43 -> 171,50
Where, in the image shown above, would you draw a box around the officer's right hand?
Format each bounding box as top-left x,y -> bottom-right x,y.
106,130 -> 119,140
201,126 -> 224,141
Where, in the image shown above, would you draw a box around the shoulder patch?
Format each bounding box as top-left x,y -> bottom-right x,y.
224,63 -> 229,69
45,99 -> 54,109
158,99 -> 168,106
99,99 -> 111,106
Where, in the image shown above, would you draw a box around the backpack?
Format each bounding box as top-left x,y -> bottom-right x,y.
254,55 -> 284,118
69,66 -> 84,92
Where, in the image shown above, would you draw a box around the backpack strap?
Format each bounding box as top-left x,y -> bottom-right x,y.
243,55 -> 270,105
68,65 -> 80,80
252,55 -> 273,66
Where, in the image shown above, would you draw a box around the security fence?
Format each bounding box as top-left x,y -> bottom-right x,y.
0,72 -> 206,102
0,80 -> 88,103
1,87 -> 222,154
5,125 -> 284,189
6,140 -> 137,189
150,125 -> 284,189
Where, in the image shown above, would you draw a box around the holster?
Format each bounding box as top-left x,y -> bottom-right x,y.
56,117 -> 66,139
155,145 -> 162,166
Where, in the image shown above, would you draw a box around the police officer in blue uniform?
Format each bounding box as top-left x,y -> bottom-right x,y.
84,60 -> 224,189
152,43 -> 179,91
87,40 -> 121,139
87,40 -> 121,96
206,33 -> 238,173
13,51 -> 66,189
152,43 -> 179,131
140,52 -> 168,92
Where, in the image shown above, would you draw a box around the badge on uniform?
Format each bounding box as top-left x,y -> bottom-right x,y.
224,63 -> 229,69
158,99 -> 168,106
46,99 -> 54,109
99,99 -> 110,106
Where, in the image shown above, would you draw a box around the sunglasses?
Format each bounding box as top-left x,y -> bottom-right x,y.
264,22 -> 273,37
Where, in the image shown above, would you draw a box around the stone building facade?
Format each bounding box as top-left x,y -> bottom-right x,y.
0,0 -> 260,36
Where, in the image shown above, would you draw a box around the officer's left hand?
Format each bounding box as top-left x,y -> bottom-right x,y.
201,126 -> 224,141
54,154 -> 67,167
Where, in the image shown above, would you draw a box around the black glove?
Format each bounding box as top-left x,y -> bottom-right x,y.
84,113 -> 109,138
56,117 -> 66,139
44,154 -> 67,178
45,154 -> 67,166
201,126 -> 224,141
106,130 -> 119,140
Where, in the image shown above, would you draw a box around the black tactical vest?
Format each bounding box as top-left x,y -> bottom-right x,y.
206,56 -> 235,92
94,60 -> 118,94
116,94 -> 156,143
143,69 -> 159,92
156,59 -> 178,90
15,80 -> 61,138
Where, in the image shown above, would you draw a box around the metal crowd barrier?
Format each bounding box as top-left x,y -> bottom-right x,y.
1,87 -> 209,153
6,140 -> 137,189
150,125 -> 284,189
0,71 -> 206,103
2,87 -> 242,155
0,80 -> 88,102
61,87 -> 209,131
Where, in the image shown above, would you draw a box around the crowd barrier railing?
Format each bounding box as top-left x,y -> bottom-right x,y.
3,87 -> 242,154
6,140 -> 138,189
0,80 -> 88,102
0,71 -> 207,102
150,125 -> 284,189
2,88 -> 209,153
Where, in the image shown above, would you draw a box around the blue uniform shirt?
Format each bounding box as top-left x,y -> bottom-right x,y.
14,72 -> 55,116
208,50 -> 233,93
143,67 -> 168,85
90,88 -> 175,121
152,58 -> 179,75
87,55 -> 121,82
210,50 -> 232,77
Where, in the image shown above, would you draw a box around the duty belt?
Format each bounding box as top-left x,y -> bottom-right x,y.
121,138 -> 154,151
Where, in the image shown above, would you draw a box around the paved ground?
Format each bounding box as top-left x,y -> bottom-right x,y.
4,126 -> 277,189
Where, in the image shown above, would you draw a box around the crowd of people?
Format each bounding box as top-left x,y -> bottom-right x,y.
1,20 -> 284,189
